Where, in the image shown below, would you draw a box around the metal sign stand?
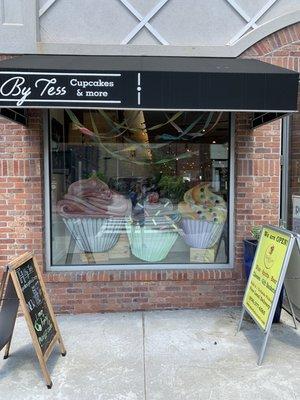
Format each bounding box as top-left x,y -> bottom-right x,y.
237,283 -> 298,366
284,286 -> 298,330
236,226 -> 299,366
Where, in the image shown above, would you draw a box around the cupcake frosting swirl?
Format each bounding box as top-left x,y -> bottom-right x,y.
57,177 -> 131,218
178,184 -> 227,223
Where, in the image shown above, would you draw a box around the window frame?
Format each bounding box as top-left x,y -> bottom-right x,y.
44,109 -> 235,271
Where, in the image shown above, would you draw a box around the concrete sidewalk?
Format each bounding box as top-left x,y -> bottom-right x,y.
0,308 -> 299,400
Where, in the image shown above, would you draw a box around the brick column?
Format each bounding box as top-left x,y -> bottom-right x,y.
235,114 -> 281,273
0,110 -> 44,273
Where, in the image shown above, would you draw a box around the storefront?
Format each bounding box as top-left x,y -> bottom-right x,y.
281,85 -> 300,320
0,52 -> 298,313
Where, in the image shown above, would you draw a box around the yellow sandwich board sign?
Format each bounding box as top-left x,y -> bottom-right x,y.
243,227 -> 291,331
237,225 -> 298,365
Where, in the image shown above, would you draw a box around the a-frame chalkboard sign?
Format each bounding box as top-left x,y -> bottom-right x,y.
0,252 -> 66,388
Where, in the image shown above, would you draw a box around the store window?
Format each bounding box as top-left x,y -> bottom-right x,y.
282,87 -> 300,320
286,87 -> 300,231
48,109 -> 231,268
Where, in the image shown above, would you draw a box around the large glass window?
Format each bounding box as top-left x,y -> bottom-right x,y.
48,109 -> 231,267
284,89 -> 300,320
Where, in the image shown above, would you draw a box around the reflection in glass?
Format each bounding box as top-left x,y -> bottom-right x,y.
49,109 -> 230,266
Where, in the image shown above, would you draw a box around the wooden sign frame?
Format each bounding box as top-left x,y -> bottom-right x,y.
0,252 -> 66,388
0,267 -> 19,360
237,225 -> 298,365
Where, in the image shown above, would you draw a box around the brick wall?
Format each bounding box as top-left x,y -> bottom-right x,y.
234,115 -> 281,270
242,23 -> 300,70
242,22 -> 300,231
0,110 -> 44,267
0,111 -> 275,314
44,270 -> 245,314
0,22 -> 299,313
0,108 -> 246,313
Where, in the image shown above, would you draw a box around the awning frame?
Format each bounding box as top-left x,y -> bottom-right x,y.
0,55 -> 297,127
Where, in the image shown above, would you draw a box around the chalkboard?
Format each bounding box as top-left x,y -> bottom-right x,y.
0,252 -> 66,388
0,272 -> 19,353
15,259 -> 56,354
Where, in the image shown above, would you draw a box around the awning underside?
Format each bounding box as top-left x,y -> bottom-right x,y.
0,55 -> 297,121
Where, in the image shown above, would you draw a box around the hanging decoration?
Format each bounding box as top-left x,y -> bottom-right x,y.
66,109 -> 222,166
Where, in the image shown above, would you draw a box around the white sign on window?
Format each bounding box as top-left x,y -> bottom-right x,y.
292,195 -> 300,233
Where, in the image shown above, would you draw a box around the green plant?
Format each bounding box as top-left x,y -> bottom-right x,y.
250,225 -> 262,241
88,171 -> 108,183
158,175 -> 187,202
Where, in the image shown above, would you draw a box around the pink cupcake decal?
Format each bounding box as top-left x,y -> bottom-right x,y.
58,177 -> 131,253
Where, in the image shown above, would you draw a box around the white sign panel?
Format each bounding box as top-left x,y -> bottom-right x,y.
292,195 -> 300,233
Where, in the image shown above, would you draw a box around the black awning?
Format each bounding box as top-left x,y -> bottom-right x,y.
0,55 -> 297,112
0,108 -> 27,125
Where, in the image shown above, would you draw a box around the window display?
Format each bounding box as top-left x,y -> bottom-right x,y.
48,109 -> 231,267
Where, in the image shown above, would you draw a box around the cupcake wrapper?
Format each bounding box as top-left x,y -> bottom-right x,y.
126,223 -> 178,262
181,219 -> 224,248
63,217 -> 123,252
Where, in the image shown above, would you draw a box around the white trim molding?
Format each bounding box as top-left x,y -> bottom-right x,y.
44,111 -> 236,272
119,0 -> 169,45
36,10 -> 300,58
227,0 -> 278,46
0,1 -> 297,56
39,0 -> 58,18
